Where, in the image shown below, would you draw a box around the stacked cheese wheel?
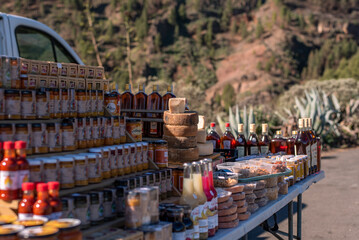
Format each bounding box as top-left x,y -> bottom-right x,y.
197,115 -> 214,156
225,185 -> 251,222
163,99 -> 199,163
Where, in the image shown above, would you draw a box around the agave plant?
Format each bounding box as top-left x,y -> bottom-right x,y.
216,105 -> 255,138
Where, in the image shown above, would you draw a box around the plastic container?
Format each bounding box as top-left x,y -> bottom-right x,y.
253,188 -> 267,198
213,172 -> 238,187
247,203 -> 259,213
245,193 -> 256,204
58,156 -> 75,189
278,181 -> 288,195
266,186 -> 279,200
255,197 -> 268,207
254,180 -> 266,190
238,182 -> 257,193
265,177 -> 278,188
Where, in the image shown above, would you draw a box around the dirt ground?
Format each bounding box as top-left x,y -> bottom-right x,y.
247,147 -> 359,240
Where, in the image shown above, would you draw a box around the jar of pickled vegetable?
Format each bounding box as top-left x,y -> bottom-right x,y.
32,123 -> 48,154
5,90 -> 21,119
61,121 -> 76,151
21,90 -> 36,119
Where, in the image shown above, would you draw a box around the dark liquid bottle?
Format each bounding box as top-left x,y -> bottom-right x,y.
307,118 -> 319,173
206,122 -> 221,149
286,130 -> 297,155
134,84 -> 147,118
295,119 -> 311,173
236,123 -> 247,157
220,123 -> 237,149
270,130 -> 287,154
167,207 -> 186,240
146,85 -> 162,138
162,85 -> 176,111
259,123 -> 271,154
303,118 -> 314,174
247,124 -> 260,155
120,84 -> 134,117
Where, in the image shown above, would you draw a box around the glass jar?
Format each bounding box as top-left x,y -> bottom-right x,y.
85,117 -> 94,148
103,190 -> 115,220
98,117 -> 105,146
88,192 -> 104,225
126,119 -> 142,142
0,89 -> 4,119
155,140 -> 168,168
51,89 -> 61,118
108,146 -> 118,177
128,143 -> 137,173
68,89 -> 77,118
142,142 -> 149,170
72,155 -> 88,186
36,90 -> 49,119
119,116 -> 126,143
92,117 -> 101,147
59,156 -> 75,189
10,57 -> 21,89
116,145 -> 124,176
46,123 -> 61,153
112,116 -> 120,144
86,90 -> 91,117
73,194 -> 90,228
61,89 -> 69,118
104,92 -> 118,115
32,123 -> 48,154
21,90 -> 36,119
79,153 -> 102,183
148,141 -> 155,166
29,160 -> 42,182
135,143 -> 143,172
76,90 -> 87,118
61,121 -> 76,151
123,145 -> 130,175
105,117 -> 113,146
5,89 -> 21,119
45,218 -> 82,240
97,90 -> 104,116
14,123 -> 33,155
77,118 -> 87,149
90,90 -> 97,117
43,159 -> 58,182
89,148 -> 110,179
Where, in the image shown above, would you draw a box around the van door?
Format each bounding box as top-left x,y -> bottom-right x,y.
0,15 -> 13,56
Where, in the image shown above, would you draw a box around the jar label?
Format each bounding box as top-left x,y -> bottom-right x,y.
102,156 -> 110,171
172,232 -> 186,240
306,145 -> 312,166
6,99 -> 20,115
53,99 -> 60,114
209,140 -> 216,149
129,154 -> 135,167
32,131 -> 43,147
311,143 -> 317,166
106,126 -> 112,138
110,155 -> 117,170
18,170 -> 30,186
260,146 -> 269,154
0,132 -> 13,142
90,203 -> 103,221
190,206 -> 200,239
120,124 -> 126,136
61,99 -> 68,113
136,152 -> 142,166
237,146 -> 245,157
199,218 -> 208,233
78,100 -> 87,113
155,149 -> 168,165
18,213 -> 33,220
75,164 -> 87,181
91,98 -> 97,112
78,126 -> 85,141
60,166 -> 74,184
74,207 -> 89,225
44,167 -> 57,182
204,201 -> 215,230
185,228 -> 195,240
250,146 -> 259,155
113,126 -> 120,139
150,122 -> 158,135
21,99 -> 35,116
36,100 -> 48,117
0,170 -> 19,190
223,140 -> 231,149
62,131 -> 75,146
97,99 -> 103,111
86,126 -> 92,140
92,126 -> 99,139
88,160 -> 101,178
48,131 -> 60,148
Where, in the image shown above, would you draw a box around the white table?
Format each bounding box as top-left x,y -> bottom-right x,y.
211,171 -> 325,240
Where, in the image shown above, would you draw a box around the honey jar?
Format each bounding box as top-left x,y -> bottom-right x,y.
47,123 -> 62,153
5,89 -> 21,119
92,117 -> 101,147
61,121 -> 76,151
104,92 -> 119,115
89,148 -> 110,179
135,143 -> 143,172
155,140 -> 168,168
61,89 -> 69,118
119,116 -> 126,143
36,90 -> 50,119
97,90 -> 104,116
77,90 -> 87,117
72,154 -> 88,186
142,142 -> 149,170
29,159 -> 42,183
68,89 -> 77,118
43,158 -> 58,182
10,57 -> 21,89
32,123 -> 48,154
116,145 -> 124,176
108,146 -> 118,177
51,88 -> 61,118
59,156 -> 75,189
126,119 -> 142,142
112,116 -> 120,144
122,145 -> 130,174
90,90 -> 97,117
79,153 -> 102,183
128,143 -> 137,173
21,90 -> 36,119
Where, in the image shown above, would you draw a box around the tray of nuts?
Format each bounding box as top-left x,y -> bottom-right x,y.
213,172 -> 240,187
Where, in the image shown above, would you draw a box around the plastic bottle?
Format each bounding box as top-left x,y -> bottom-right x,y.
18,182 -> 35,220
15,141 -> 30,198
0,141 -> 19,200
33,183 -> 52,220
48,181 -> 62,220
204,159 -> 218,232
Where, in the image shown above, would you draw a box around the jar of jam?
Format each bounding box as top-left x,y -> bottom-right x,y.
126,119 -> 142,142
77,118 -> 87,149
47,123 -> 61,153
85,118 -> 94,148
104,92 -> 119,115
21,90 -> 36,119
79,153 -> 102,183
105,117 -> 113,146
14,123 -> 33,155
51,89 -> 61,119
116,145 -> 124,176
29,160 -> 42,182
32,123 -> 48,154
135,143 -> 143,172
0,124 -> 13,143
90,90 -> 97,117
122,145 -> 130,174
36,90 -> 49,119
61,121 -> 76,151
112,116 -> 120,144
61,89 -> 69,118
97,90 -> 104,116
72,155 -> 88,186
59,156 -> 75,189
76,90 -> 87,118
5,90 -> 21,119
92,117 -> 101,147
45,218 -> 82,240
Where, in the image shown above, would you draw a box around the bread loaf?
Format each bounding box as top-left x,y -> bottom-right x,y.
163,111 -> 198,126
163,124 -> 198,137
168,147 -> 199,163
163,135 -> 197,148
238,211 -> 251,221
233,199 -> 246,208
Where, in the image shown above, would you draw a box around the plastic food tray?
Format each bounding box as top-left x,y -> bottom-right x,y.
237,168 -> 292,183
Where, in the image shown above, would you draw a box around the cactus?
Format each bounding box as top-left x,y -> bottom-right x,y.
217,105 -> 255,138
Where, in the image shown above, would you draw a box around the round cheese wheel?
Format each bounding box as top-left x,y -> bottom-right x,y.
198,142 -> 213,156
163,135 -> 197,148
163,111 -> 199,126
163,124 -> 198,137
238,211 -> 251,221
197,129 -> 207,143
218,197 -> 233,210
168,147 -> 199,163
225,185 -> 244,193
232,192 -> 245,201
218,219 -> 239,229
218,205 -> 237,217
218,213 -> 238,223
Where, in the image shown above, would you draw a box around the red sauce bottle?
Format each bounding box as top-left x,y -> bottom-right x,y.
247,124 -> 260,155
33,183 -> 52,219
236,123 -> 247,157
18,182 -> 35,220
146,85 -> 162,138
48,181 -> 62,220
120,84 -> 134,117
206,122 -> 221,149
220,123 -> 237,149
0,141 -> 19,200
15,141 -> 30,198
259,123 -> 271,154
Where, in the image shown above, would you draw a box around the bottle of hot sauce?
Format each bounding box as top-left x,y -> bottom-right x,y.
18,182 -> 35,220
206,123 -> 221,150
146,85 -> 162,138
162,85 -> 176,111
120,84 -> 134,117
220,123 -> 236,149
15,141 -> 29,198
259,123 -> 271,154
33,183 -> 52,220
0,141 -> 19,201
48,182 -> 62,220
247,124 -> 260,155
134,84 -> 147,118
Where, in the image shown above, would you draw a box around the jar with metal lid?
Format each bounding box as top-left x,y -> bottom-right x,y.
21,90 -> 36,119
119,116 -> 126,143
104,92 -> 119,115
128,143 -> 137,173
0,124 -> 13,143
43,159 -> 58,182
32,123 -> 48,154
142,142 -> 149,170
5,89 -> 21,119
77,118 -> 87,149
60,89 -> 69,118
85,118 -> 94,148
46,123 -> 61,153
70,154 -> 88,186
104,117 -> 113,146
29,160 -> 42,182
72,194 -> 90,228
88,192 -> 104,225
92,117 -> 101,147
51,89 -> 61,118
122,145 -> 131,174
59,156 -> 75,189
45,218 -> 82,240
90,90 -> 97,117
68,89 -> 77,118
126,119 -> 142,142
18,226 -> 59,240
159,170 -> 167,200
76,90 -> 87,118
166,169 -> 172,198
155,140 -> 168,168
89,148 -> 110,179
78,153 -> 102,183
112,116 -> 120,144
97,90 -> 104,116
135,143 -> 143,172
103,190 -> 116,220
36,90 -> 49,119
115,145 -> 124,176
15,123 -> 33,155
61,121 -> 76,151
148,141 -> 155,166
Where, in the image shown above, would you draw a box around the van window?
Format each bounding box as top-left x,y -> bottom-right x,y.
15,26 -> 76,63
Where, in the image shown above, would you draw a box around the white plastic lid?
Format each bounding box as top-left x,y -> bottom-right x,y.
115,145 -> 123,149
142,142 -> 148,147
70,155 -> 87,161
78,153 -> 101,158
58,156 -> 74,162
